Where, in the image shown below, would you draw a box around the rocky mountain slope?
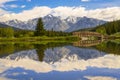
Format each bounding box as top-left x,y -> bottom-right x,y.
1,15 -> 106,32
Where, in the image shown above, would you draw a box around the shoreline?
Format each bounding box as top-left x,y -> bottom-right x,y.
0,36 -> 79,42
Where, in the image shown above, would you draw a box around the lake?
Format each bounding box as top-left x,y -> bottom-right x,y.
0,40 -> 120,80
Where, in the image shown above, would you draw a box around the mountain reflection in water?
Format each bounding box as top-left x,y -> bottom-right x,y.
0,41 -> 120,80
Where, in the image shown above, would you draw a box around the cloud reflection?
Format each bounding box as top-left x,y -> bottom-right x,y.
0,54 -> 120,73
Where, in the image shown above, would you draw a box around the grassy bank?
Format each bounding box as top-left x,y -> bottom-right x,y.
0,36 -> 79,42
110,39 -> 120,44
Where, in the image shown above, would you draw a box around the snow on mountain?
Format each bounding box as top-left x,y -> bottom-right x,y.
43,15 -> 70,31
3,19 -> 34,30
2,50 -> 39,61
1,15 -> 106,32
44,46 -> 105,63
65,16 -> 106,32
65,16 -> 81,24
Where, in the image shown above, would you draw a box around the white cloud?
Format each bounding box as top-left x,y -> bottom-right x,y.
4,4 -> 26,9
52,6 -> 87,19
8,4 -> 18,8
52,6 -> 120,21
0,6 -> 120,21
27,0 -> 31,2
0,9 -> 8,16
85,76 -> 117,80
87,7 -> 120,21
0,54 -> 120,73
21,5 -> 26,8
0,0 -> 25,9
0,0 -> 16,7
81,0 -> 90,2
0,0 -> 16,17
0,6 -> 52,21
0,0 -> 15,4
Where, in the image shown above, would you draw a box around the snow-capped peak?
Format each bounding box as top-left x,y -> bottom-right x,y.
65,16 -> 80,23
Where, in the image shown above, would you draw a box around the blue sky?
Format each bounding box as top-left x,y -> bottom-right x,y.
1,0 -> 120,13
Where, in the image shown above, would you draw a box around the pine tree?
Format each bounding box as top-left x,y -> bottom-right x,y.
0,27 -> 14,38
34,18 -> 45,36
6,27 -> 14,38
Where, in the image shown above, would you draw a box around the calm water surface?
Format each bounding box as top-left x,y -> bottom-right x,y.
0,41 -> 120,80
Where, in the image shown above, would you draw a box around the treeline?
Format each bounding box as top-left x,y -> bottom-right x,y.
0,27 -> 34,38
0,28 -> 71,38
0,18 -> 71,38
0,27 -> 14,38
15,30 -> 71,37
92,20 -> 120,35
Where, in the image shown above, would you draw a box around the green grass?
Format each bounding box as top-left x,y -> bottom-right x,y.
111,32 -> 120,37
0,36 -> 79,42
110,39 -> 120,44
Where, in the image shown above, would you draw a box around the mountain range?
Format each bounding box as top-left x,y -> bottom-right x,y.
1,15 -> 107,32
0,23 -> 9,28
